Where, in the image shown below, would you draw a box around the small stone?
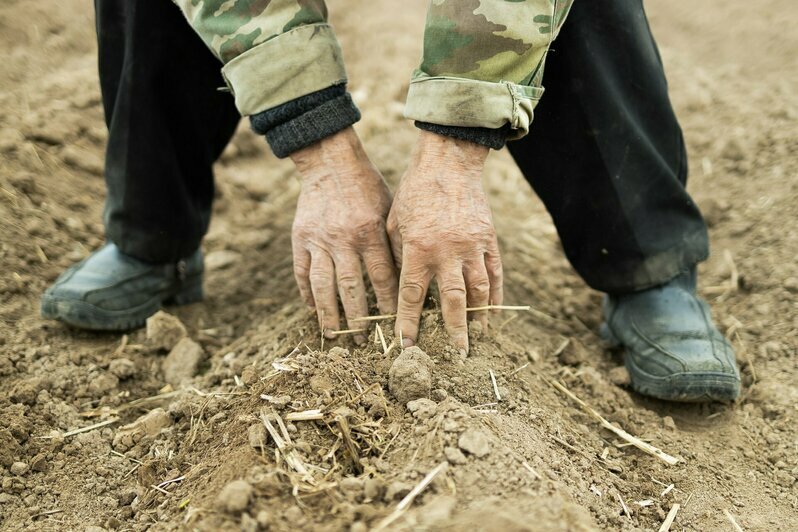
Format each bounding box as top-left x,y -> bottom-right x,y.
430,388 -> 448,402
146,311 -> 187,351
662,416 -> 677,430
406,398 -> 437,420
444,447 -> 467,465
248,424 -> 268,449
10,462 -> 29,475
118,492 -> 137,506
108,358 -> 136,380
205,250 -> 241,271
608,366 -> 631,387
162,338 -> 204,386
217,479 -> 253,514
30,454 -> 48,473
458,428 -> 491,458
350,522 -> 368,532
388,347 -> 433,404
240,366 -> 258,386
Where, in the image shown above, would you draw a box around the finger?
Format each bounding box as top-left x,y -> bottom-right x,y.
292,246 -> 315,309
463,258 -> 490,328
363,235 -> 399,314
335,252 -> 369,344
395,248 -> 431,349
437,262 -> 469,355
485,243 -> 504,310
309,250 -> 340,338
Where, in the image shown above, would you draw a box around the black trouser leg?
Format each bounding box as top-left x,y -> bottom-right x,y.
95,0 -> 241,263
507,0 -> 708,294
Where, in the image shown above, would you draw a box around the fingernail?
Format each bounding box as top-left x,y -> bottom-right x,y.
459,348 -> 468,359
324,329 -> 336,340
402,337 -> 414,349
354,334 -> 367,346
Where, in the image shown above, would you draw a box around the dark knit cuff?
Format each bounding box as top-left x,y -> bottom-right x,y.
415,121 -> 511,150
250,84 -> 361,158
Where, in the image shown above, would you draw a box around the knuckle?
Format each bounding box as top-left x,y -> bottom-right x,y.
400,282 -> 425,304
441,287 -> 466,308
469,280 -> 490,298
368,261 -> 395,284
337,274 -> 361,296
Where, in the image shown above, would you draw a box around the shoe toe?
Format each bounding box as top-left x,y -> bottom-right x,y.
624,330 -> 741,402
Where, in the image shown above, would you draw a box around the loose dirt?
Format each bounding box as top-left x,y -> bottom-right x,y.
1,0 -> 796,530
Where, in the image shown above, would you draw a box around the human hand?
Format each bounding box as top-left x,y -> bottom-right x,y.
386,130 -> 503,355
290,127 -> 398,344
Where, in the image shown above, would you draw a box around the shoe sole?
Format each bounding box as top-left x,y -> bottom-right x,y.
600,322 -> 740,402
40,275 -> 203,331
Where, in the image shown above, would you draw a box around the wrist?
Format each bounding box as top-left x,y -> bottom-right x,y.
290,127 -> 368,176
410,130 -> 488,182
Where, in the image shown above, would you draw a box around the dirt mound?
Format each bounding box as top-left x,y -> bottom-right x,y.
1,0 -> 797,530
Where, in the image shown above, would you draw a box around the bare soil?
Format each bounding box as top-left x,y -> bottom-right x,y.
1,1 -> 796,530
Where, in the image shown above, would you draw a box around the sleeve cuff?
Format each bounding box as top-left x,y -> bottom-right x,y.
250,88 -> 361,158
221,23 -> 348,116
404,74 -> 544,140
415,122 -> 510,150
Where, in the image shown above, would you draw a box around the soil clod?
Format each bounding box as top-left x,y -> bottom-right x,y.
389,346 -> 433,404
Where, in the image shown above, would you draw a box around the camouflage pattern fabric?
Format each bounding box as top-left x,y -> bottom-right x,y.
174,0 -> 328,63
173,0 -> 347,116
406,0 -> 574,138
172,0 -> 574,138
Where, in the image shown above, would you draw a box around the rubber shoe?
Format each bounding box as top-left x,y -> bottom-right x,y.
41,243 -> 203,331
601,268 -> 740,402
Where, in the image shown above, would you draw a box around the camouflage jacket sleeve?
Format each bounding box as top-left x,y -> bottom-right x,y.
405,0 -> 574,140
173,0 -> 347,116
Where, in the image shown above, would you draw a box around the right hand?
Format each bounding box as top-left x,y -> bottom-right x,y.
290,127 -> 399,344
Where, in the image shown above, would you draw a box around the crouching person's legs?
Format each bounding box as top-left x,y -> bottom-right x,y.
507,0 -> 740,401
41,0 -> 240,330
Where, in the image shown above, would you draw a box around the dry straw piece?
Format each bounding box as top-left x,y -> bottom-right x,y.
351,305 -> 533,323
658,504 -> 680,532
373,462 -> 448,531
723,509 -> 744,532
545,377 -> 680,466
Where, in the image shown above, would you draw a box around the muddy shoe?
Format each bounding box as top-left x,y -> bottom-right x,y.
601,268 -> 740,402
41,243 -> 203,331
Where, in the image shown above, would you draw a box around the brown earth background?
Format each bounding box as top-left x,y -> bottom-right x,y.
1,0 -> 797,530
